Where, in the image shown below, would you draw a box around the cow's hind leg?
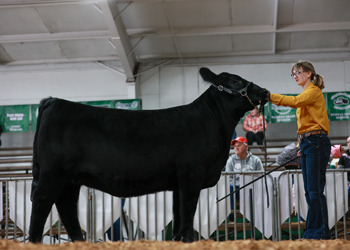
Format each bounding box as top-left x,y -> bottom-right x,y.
55,182 -> 84,242
29,183 -> 59,243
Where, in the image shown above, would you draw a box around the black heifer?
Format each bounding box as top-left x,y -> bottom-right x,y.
29,67 -> 269,243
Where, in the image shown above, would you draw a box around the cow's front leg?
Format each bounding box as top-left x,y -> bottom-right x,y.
177,168 -> 202,243
172,189 -> 181,241
178,188 -> 200,243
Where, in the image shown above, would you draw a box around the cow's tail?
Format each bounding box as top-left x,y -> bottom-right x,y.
31,97 -> 54,201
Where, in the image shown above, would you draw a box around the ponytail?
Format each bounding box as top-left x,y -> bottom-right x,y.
313,73 -> 325,90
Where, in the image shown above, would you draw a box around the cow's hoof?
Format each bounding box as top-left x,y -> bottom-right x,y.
173,234 -> 182,241
28,236 -> 41,244
182,237 -> 194,243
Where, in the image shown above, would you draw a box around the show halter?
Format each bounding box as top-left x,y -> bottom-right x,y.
210,81 -> 256,109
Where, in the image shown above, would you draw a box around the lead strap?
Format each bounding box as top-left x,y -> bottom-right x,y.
261,106 -> 270,208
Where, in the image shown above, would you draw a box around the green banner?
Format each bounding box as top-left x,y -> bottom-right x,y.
327,92 -> 350,121
31,104 -> 40,132
0,107 -> 3,129
85,100 -> 115,108
270,94 -> 297,123
115,99 -> 141,110
3,105 -> 30,132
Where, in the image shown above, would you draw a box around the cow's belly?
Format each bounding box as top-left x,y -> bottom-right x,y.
73,170 -> 176,197
202,162 -> 224,189
202,173 -> 221,189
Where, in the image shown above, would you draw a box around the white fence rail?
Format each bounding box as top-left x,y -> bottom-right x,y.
1,169 -> 349,243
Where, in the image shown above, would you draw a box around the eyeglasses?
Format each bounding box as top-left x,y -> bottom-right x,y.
291,71 -> 304,78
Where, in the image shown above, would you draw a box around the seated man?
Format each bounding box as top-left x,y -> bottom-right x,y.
225,136 -> 263,218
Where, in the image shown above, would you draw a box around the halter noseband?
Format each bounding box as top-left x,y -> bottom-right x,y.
211,82 -> 257,108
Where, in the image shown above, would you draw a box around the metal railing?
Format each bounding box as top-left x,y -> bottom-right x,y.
1,169 -> 349,244
276,169 -> 350,241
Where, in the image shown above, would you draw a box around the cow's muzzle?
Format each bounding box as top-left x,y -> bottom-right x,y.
258,89 -> 270,113
262,89 -> 270,101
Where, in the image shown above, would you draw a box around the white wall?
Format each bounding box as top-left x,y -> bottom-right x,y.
0,66 -> 128,106
1,60 -> 350,147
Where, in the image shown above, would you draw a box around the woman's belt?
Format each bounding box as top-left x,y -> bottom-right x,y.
298,130 -> 326,140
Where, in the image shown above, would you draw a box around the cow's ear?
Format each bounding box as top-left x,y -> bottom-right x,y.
200,67 -> 217,84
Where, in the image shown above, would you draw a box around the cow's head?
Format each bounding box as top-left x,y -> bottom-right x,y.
199,67 -> 270,116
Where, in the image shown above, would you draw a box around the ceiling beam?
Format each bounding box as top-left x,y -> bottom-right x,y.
98,0 -> 137,82
0,0 -> 205,8
127,22 -> 350,38
140,52 -> 350,66
1,56 -> 119,65
1,22 -> 348,44
115,0 -> 206,2
0,0 -> 97,8
128,25 -> 274,37
4,47 -> 349,66
138,50 -> 275,60
137,47 -> 350,60
3,51 -> 349,69
162,1 -> 183,64
278,22 -> 350,32
0,0 -> 201,3
0,31 -> 110,43
271,0 -> 279,54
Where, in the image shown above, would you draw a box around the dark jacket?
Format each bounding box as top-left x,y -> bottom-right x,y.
337,149 -> 350,182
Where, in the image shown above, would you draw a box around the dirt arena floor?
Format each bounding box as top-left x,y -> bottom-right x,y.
1,239 -> 350,250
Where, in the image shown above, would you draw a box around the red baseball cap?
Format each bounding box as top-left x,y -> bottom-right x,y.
231,136 -> 248,145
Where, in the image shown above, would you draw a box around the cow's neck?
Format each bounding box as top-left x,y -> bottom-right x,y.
212,88 -> 242,125
195,88 -> 239,142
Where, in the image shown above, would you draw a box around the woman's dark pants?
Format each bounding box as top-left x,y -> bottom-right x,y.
300,134 -> 331,239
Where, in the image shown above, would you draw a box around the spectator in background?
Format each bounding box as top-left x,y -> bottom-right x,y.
225,136 -> 263,220
243,107 -> 268,151
337,137 -> 350,199
330,145 -> 345,169
341,136 -> 350,157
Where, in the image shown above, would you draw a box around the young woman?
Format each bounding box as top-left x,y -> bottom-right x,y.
269,60 -> 331,239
